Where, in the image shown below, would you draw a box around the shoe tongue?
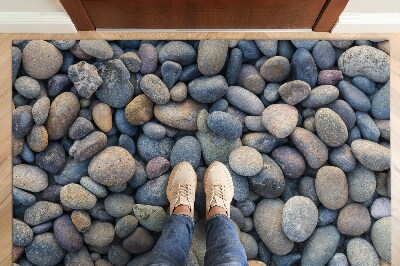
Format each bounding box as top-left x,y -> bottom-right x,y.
175,196 -> 191,211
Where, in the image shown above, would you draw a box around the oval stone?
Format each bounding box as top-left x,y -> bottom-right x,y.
225,86 -> 265,115
262,104 -> 298,138
351,139 -> 390,171
13,164 -> 48,192
207,111 -> 242,140
278,80 -> 311,105
291,48 -> 318,87
188,75 -> 228,103
315,108 -> 348,147
302,85 -> 339,108
347,238 -> 379,266
315,166 -> 348,210
337,203 -> 371,236
140,74 -> 170,104
197,40 -> 228,76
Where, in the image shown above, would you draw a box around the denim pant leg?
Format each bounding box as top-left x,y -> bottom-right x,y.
204,214 -> 248,266
147,214 -> 194,266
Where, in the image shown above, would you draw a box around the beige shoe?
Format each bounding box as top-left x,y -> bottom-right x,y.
166,162 -> 197,216
204,161 -> 234,218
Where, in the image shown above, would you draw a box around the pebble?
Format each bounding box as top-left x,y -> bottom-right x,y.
263,83 -> 279,102
351,139 -> 390,171
72,131 -> 107,161
159,41 -> 196,66
80,176 -> 107,198
12,105 -> 34,138
133,204 -> 168,232
315,108 -> 348,147
371,197 -> 391,219
318,70 -> 343,85
347,238 -> 379,266
302,85 -> 339,108
244,116 -> 265,132
291,40 -> 318,50
225,48 -> 242,85
241,232 -> 258,259
24,201 -> 63,226
237,199 -> 256,217
255,40 -> 278,57
260,56 -> 290,82
13,218 -> 33,246
315,166 -> 348,210
54,215 -> 83,252
356,111 -> 380,142
317,207 -> 338,226
25,233 -> 65,266
282,196 -> 318,242
140,74 -> 170,104
95,59 -> 134,108
13,187 -> 36,206
188,75 -> 228,103
122,227 -> 154,254
115,215 -> 138,238
108,244 -> 132,265
170,82 -> 188,102
352,76 -> 376,95
47,74 -> 70,97
179,64 -> 202,82
278,80 -> 311,105
138,43 -> 158,74
271,146 -> 305,178
36,142 -> 66,174
46,92 -> 80,140
68,61 -> 103,98
120,52 -> 142,72
230,205 -> 245,229
301,226 -> 340,266
12,46 -> 22,82
137,135 -> 174,162
64,247 -> 93,266
14,76 -> 41,99
13,164 -> 48,192
207,111 -> 242,140
60,183 -> 97,210
83,221 -> 115,247
104,193 -> 134,217
229,146 -> 263,176
54,157 -> 89,185
328,253 -> 348,266
197,40 -> 228,76
238,40 -> 262,60
338,45 -> 390,83
253,199 -> 294,256
26,125 -> 48,152
262,104 -> 298,138
154,98 -> 206,130
338,80 -> 372,112
79,40 -> 113,60
135,174 -> 169,206
170,136 -> 202,169
371,217 -> 391,262
143,122 -> 166,140
299,176 -> 319,205
93,103 -> 112,132
375,119 -> 390,140
125,94 -> 154,125
161,61 -> 182,89
68,117 -> 94,140
329,144 -> 356,172
32,96 -> 50,126
312,41 -> 335,69
225,86 -> 265,115
71,210 -> 91,233
22,40 -> 63,79
337,203 -> 371,235
371,82 -> 390,119
236,64 -> 265,94
146,156 -> 170,179
291,48 -> 318,87
327,100 -> 356,130
88,146 -> 136,186
228,166 -> 250,201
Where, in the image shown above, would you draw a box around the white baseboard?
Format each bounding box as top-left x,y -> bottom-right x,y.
333,12 -> 400,33
0,12 -> 76,33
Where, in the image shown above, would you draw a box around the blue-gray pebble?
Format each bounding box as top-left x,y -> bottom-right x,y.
371,82 -> 389,119
207,111 -> 242,140
188,75 -> 228,103
137,135 -> 174,162
143,122 -> 166,140
355,111 -> 380,142
291,48 -> 318,87
170,136 -> 201,169
225,86 -> 265,115
352,76 -> 376,95
312,41 -> 335,70
337,80 -> 371,112
135,174 -> 169,206
225,48 -> 242,86
161,61 -> 182,89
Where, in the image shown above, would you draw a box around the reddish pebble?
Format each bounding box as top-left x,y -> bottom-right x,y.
146,157 -> 170,179
318,70 -> 343,85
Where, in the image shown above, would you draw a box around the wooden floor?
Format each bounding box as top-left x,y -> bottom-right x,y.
0,32 -> 398,265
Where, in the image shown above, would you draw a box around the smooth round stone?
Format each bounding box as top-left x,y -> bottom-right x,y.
80,176 -> 108,198
197,40 -> 228,76
47,74 -> 70,97
68,117 -> 93,140
13,164 -> 48,192
60,183 -> 97,210
244,116 -> 265,132
14,76 -> 40,99
328,253 -> 348,266
351,139 -> 390,171
135,174 -> 169,206
236,64 -> 265,94
263,83 -> 280,102
170,82 -> 188,102
146,156 -> 170,179
352,76 -> 376,95
79,40 -> 113,60
347,238 -> 379,266
84,221 -> 115,247
122,227 -> 154,254
271,146 -> 305,178
253,199 -> 294,256
302,85 -> 339,108
115,215 -> 139,238
225,86 -> 265,115
317,207 -> 338,226
277,40 -> 295,60
32,96 -> 50,126
68,61 -> 103,98
225,48 -> 242,86
179,64 -> 202,82
12,46 -> 22,82
125,94 -> 154,126
71,210 -> 91,233
348,164 -> 376,203
13,136 -> 24,157
282,196 -> 318,242
88,146 -> 136,186
371,198 -> 391,219
312,41 -> 335,69
249,154 -> 285,198
291,40 -> 318,50
161,60 -> 182,89
188,75 -> 228,103
371,82 -> 390,119
299,176 -> 319,205
136,134 -> 173,162
13,218 -> 33,246
73,131 -> 107,161
291,48 -> 318,87
228,166 -> 250,201
36,184 -> 62,204
229,146 -> 263,177
104,193 -> 134,217
329,144 -> 356,172
303,117 -> 315,132
237,199 -> 256,217
315,108 -> 348,147
356,112 -> 380,142
329,40 -> 353,49
338,80 -> 372,112
46,92 -> 80,140
12,105 -> 34,138
120,52 -> 142,72
138,43 -> 158,74
318,70 -> 343,85
327,100 -> 356,130
338,45 -> 390,83
21,143 -> 35,163
260,56 -> 290,82
24,201 -> 63,226
26,233 -> 65,266
143,122 -> 166,140
108,244 -> 132,265
36,142 -> 66,174
54,157 -> 89,185
64,246 -> 93,265
240,232 -> 258,259
238,40 -> 262,60
255,40 -> 278,57
371,217 -> 391,262
207,111 -> 242,140
140,74 -> 170,104
315,166 -> 348,210
54,215 -> 83,252
337,203 -> 371,235
170,136 -> 201,169
159,41 -> 196,66
22,40 -> 63,79
27,125 -> 48,152
92,103 -> 112,133
133,204 -> 168,232
375,119 -> 390,140
278,80 -> 311,105
262,104 -> 298,138
154,98 -> 206,130
13,187 -> 36,206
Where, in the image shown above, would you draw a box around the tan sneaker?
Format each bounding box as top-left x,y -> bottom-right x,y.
166,162 -> 197,216
204,161 -> 234,218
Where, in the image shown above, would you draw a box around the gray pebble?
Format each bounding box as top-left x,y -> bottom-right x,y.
170,136 -> 201,169
229,146 -> 263,177
15,76 -> 41,99
135,174 -> 169,206
24,201 -> 63,226
138,44 -> 158,74
60,183 -> 97,210
104,193 -> 134,217
32,96 -> 50,126
371,197 -> 391,219
170,82 -> 188,102
347,238 -> 379,266
197,40 -> 228,76
140,74 -> 170,104
291,48 -> 318,87
371,81 -> 390,119
84,221 -> 115,247
329,144 -> 356,172
133,204 -> 168,232
13,164 -> 48,192
278,80 -> 311,105
115,215 -> 139,238
315,108 -> 348,147
188,75 -> 228,103
26,233 -> 65,266
159,41 -> 196,66
351,139 -> 390,171
161,61 -> 182,89
207,111 -> 242,140
260,56 -> 290,82
302,85 -> 339,108
13,218 -> 34,246
225,86 -> 265,115
79,40 -> 113,60
68,117 -> 94,140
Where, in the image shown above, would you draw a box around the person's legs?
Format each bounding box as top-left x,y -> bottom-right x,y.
203,162 -> 248,266
147,162 -> 197,266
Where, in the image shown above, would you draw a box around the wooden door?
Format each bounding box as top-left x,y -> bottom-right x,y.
61,0 -> 349,32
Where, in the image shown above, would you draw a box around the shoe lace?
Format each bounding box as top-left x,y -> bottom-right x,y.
175,184 -> 192,201
211,185 -> 227,203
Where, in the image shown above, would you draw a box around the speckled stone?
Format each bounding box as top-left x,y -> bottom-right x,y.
13,105 -> 34,138
337,80 -> 371,112
329,144 -> 356,172
135,174 -> 169,206
12,46 -> 22,82
229,146 -> 263,177
24,201 -> 63,226
25,233 -> 65,266
32,96 -> 50,126
315,108 -> 348,147
299,176 -> 319,205
347,238 -> 379,266
255,40 -> 278,57
13,218 -> 33,246
197,40 -> 228,76
240,232 -> 258,260
53,215 -> 83,252
93,103 -> 112,133
355,111 -> 380,142
68,117 -> 93,140
351,139 -> 390,171
348,164 -> 376,202
337,203 -> 371,236
318,70 -> 343,85
120,52 -> 142,72
13,164 -> 48,192
68,61 -> 103,98
122,227 -> 154,254
260,56 -> 290,82
225,86 -> 265,116
138,43 -> 158,74
146,156 -> 170,179
371,197 -> 391,219
140,74 -> 170,104
71,210 -> 91,233
315,166 -> 348,210
104,193 -> 134,217
312,41 -> 335,69
133,204 -> 168,232
238,40 -> 262,60
302,85 -> 339,108
60,183 -> 97,210
170,82 -> 188,102
27,125 -> 48,152
159,41 -> 196,66
271,146 -> 305,178
207,111 -> 242,140
125,94 -> 154,126
262,104 -> 298,138
371,81 -> 390,120
327,100 -> 356,130
278,80 -> 311,105
73,131 -> 107,161
83,221 -> 115,247
188,75 -> 228,103
291,48 -> 318,87
14,76 -> 41,99
115,215 -> 139,238
371,217 -> 391,263
161,60 -> 182,89
225,48 -> 242,85
236,64 -> 265,94
170,136 -> 201,169
79,40 -> 113,60
36,142 -> 66,175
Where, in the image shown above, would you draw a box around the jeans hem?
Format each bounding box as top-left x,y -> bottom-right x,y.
171,213 -> 195,226
206,213 -> 230,224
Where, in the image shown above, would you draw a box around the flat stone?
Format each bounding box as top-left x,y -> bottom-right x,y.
278,80 -> 311,105
60,183 -> 97,210
79,40 -> 113,60
132,204 -> 168,232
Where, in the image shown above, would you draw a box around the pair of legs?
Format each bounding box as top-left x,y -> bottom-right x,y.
147,161 -> 248,266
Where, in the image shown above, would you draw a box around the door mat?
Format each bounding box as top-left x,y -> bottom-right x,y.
12,40 -> 390,265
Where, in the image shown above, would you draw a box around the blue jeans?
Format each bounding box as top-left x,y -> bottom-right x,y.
147,214 -> 248,266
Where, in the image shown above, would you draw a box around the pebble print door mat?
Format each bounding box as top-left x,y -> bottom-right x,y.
12,39 -> 390,265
